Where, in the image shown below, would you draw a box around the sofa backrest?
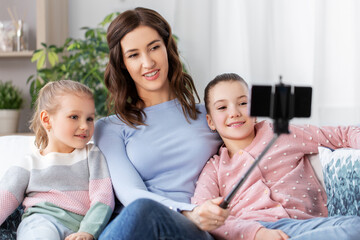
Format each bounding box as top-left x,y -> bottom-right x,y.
0,135 -> 326,188
0,135 -> 35,179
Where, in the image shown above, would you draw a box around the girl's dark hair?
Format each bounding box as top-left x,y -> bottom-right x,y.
105,7 -> 199,127
204,73 -> 248,113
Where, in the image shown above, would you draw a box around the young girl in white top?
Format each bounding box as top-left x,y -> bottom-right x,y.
0,80 -> 114,240
191,73 -> 360,240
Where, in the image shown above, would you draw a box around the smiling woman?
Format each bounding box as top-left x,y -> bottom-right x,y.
103,7 -> 200,128
93,7 -> 224,240
120,25 -> 170,106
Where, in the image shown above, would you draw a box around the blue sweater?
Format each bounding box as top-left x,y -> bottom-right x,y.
94,99 -> 221,212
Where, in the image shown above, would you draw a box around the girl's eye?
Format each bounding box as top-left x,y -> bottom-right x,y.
87,117 -> 94,122
239,102 -> 248,106
217,106 -> 226,110
70,115 -> 78,120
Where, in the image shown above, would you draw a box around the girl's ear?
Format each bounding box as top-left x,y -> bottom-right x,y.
206,114 -> 216,131
40,110 -> 51,132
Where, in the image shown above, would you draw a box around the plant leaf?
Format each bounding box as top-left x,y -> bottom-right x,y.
47,51 -> 59,67
37,54 -> 46,69
31,50 -> 44,62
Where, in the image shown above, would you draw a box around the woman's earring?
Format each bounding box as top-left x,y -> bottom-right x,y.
211,128 -> 217,133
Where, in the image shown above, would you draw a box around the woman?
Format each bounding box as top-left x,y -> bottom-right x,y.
94,7 -> 228,240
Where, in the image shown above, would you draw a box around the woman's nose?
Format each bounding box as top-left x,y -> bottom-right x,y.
142,54 -> 155,69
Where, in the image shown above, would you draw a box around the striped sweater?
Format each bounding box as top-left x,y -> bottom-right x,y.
0,143 -> 114,239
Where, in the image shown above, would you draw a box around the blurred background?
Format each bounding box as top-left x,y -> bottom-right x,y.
1,0 -> 359,133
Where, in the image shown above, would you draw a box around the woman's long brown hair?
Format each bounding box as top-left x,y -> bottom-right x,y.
105,7 -> 200,128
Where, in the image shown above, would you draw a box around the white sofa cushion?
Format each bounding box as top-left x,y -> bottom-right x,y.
0,135 -> 35,179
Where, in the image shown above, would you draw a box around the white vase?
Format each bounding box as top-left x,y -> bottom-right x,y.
0,109 -> 20,135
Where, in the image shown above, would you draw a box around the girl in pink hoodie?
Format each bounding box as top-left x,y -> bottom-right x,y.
191,73 -> 360,240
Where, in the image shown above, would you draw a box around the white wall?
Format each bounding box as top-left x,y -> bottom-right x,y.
69,0 -> 176,39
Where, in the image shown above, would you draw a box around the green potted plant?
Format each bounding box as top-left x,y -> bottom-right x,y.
0,80 -> 23,135
28,12 -> 119,117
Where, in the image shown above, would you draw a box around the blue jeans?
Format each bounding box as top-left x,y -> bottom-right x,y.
260,215 -> 360,240
99,198 -> 213,240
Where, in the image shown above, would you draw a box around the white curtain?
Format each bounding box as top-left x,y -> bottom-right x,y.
173,0 -> 360,126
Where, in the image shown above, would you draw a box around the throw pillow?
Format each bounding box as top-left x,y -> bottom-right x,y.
0,205 -> 23,240
319,147 -> 360,216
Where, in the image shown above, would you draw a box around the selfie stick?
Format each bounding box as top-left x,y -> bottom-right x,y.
219,134 -> 279,209
219,77 -> 297,209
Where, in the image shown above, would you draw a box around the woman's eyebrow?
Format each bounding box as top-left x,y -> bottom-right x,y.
124,39 -> 161,55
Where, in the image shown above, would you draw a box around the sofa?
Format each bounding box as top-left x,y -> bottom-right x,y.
0,135 -> 36,179
1,133 -> 359,238
0,135 -> 35,239
0,134 -> 326,186
0,134 -> 326,188
0,135 -> 325,235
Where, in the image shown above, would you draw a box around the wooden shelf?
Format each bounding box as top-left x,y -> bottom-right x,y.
0,0 -> 68,59
0,51 -> 34,58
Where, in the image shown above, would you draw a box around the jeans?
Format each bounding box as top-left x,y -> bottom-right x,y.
99,198 -> 213,240
260,215 -> 360,240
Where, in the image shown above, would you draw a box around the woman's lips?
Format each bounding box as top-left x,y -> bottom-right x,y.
143,70 -> 160,80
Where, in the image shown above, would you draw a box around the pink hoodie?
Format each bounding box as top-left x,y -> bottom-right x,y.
192,121 -> 360,240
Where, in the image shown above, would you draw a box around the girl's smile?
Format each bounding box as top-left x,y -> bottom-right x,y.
227,121 -> 246,128
206,80 -> 256,155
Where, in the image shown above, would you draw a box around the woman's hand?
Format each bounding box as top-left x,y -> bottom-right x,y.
65,232 -> 94,240
255,227 -> 289,240
182,197 -> 229,231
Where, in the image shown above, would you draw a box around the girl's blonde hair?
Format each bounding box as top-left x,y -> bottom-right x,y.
29,80 -> 93,150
